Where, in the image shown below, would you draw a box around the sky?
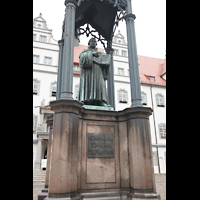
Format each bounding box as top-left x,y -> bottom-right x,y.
33,0 -> 166,59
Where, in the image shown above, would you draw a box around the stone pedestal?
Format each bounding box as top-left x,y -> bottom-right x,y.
44,100 -> 160,199
77,106 -> 160,200
45,99 -> 83,200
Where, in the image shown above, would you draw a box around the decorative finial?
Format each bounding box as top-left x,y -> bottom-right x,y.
39,13 -> 42,17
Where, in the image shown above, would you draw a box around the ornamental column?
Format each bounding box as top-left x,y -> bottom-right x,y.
56,39 -> 64,100
124,2 -> 143,107
106,47 -> 115,109
60,0 -> 77,99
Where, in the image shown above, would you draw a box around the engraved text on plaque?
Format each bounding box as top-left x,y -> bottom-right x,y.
88,133 -> 114,158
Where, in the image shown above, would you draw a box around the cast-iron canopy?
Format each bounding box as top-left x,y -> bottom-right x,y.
75,0 -> 126,42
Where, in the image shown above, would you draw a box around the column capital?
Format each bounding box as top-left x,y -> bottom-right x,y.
124,13 -> 136,22
64,0 -> 77,6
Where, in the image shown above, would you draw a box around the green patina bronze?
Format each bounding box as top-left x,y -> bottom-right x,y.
78,38 -> 112,107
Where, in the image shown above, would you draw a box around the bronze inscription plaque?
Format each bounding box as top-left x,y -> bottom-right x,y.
88,133 -> 114,158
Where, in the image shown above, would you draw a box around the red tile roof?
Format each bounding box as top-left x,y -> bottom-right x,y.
74,45 -> 166,86
138,55 -> 166,86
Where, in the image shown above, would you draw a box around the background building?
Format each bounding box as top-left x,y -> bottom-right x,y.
33,14 -> 166,173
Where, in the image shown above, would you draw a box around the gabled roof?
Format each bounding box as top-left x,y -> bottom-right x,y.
114,30 -> 125,39
33,13 -> 52,31
34,13 -> 46,23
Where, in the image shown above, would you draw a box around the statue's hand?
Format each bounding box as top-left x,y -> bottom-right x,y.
92,52 -> 99,57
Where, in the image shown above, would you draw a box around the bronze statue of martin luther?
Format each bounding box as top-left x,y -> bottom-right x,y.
78,38 -> 111,106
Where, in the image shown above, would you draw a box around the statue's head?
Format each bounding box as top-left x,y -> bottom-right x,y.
88,38 -> 97,48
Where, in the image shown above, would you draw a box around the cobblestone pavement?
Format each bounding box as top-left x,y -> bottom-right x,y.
33,175 -> 166,200
155,175 -> 166,200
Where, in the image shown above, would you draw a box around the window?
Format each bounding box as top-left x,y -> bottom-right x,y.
37,24 -> 41,28
75,84 -> 79,99
39,35 -> 47,42
122,50 -> 127,57
158,123 -> 166,138
44,57 -> 52,65
33,34 -> 36,41
33,55 -> 39,63
118,89 -> 127,103
155,93 -> 165,107
33,80 -> 39,95
51,82 -> 57,96
118,40 -> 121,44
150,76 -> 155,81
114,49 -> 119,55
153,151 -> 158,166
141,92 -> 147,105
73,65 -> 80,71
118,68 -> 124,75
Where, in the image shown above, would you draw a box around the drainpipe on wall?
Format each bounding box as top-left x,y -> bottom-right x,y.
150,84 -> 160,174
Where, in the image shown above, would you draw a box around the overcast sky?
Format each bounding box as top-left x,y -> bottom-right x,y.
33,0 -> 166,59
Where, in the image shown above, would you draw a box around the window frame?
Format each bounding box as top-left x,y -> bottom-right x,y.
73,65 -> 80,71
39,35 -> 47,43
118,68 -> 124,76
141,91 -> 147,105
33,78 -> 40,95
44,57 -> 52,65
33,55 -> 39,64
50,81 -> 57,97
155,93 -> 165,107
113,49 -> 119,55
33,34 -> 36,41
74,84 -> 79,99
158,123 -> 166,139
150,76 -> 155,81
118,89 -> 128,103
121,50 -> 127,57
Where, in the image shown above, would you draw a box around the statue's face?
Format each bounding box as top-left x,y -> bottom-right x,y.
89,38 -> 97,48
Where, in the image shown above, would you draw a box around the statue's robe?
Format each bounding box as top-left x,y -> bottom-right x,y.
78,47 -> 110,105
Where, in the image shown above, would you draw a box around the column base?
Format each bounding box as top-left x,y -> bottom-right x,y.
45,198 -> 80,200
80,190 -> 129,200
44,191 -> 161,200
128,192 -> 161,200
38,192 -> 48,200
45,195 -> 81,200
